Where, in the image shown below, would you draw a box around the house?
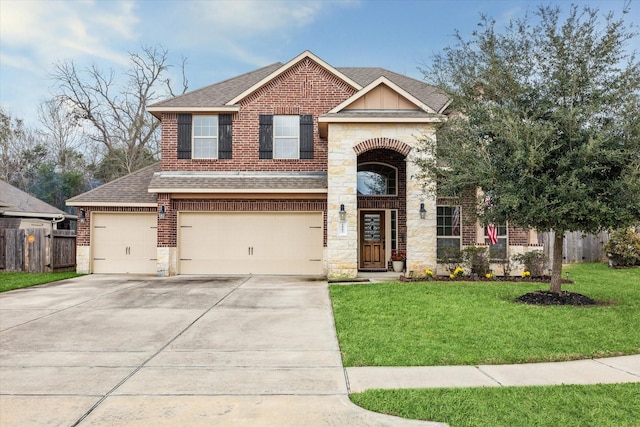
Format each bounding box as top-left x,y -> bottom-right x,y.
67,51 -> 541,278
0,180 -> 70,231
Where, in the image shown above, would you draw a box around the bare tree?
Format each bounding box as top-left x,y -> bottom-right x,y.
50,45 -> 188,181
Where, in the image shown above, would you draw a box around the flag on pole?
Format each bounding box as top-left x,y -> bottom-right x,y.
487,223 -> 498,245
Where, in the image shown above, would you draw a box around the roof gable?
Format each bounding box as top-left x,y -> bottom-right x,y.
226,50 -> 362,105
328,76 -> 436,114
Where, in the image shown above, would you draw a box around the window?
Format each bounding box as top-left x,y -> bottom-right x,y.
437,206 -> 461,259
357,163 -> 397,195
485,224 -> 508,260
177,114 -> 232,159
259,114 -> 313,159
193,115 -> 218,158
274,115 -> 299,159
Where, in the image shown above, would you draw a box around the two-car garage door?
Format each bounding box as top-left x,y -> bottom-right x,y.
178,212 -> 323,275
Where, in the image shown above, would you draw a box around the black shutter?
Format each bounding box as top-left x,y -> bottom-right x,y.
299,114 -> 314,159
218,114 -> 233,159
259,114 -> 273,159
177,114 -> 192,159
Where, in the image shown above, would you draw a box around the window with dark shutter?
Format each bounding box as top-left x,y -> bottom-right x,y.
259,114 -> 273,159
299,114 -> 313,159
218,114 -> 233,159
177,114 -> 192,159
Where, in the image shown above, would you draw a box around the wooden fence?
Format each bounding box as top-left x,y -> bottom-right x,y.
541,230 -> 611,265
0,228 -> 76,273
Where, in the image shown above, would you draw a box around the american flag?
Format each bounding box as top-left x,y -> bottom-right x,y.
487,223 -> 498,245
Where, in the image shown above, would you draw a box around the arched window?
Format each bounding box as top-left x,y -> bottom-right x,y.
357,163 -> 397,195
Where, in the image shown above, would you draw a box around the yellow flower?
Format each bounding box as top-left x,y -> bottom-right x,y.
425,269 -> 434,278
485,273 -> 493,279
521,271 -> 531,278
449,274 -> 455,279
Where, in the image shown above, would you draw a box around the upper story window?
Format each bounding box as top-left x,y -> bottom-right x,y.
193,115 -> 218,159
357,163 -> 397,195
259,114 -> 314,160
274,115 -> 300,159
177,113 -> 232,160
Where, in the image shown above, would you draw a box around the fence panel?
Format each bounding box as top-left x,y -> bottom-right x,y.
51,230 -> 76,271
542,231 -> 611,264
25,229 -> 47,273
0,229 -> 25,272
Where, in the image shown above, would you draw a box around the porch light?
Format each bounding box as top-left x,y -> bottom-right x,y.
159,205 -> 166,220
79,209 -> 86,224
419,203 -> 427,219
339,204 -> 347,221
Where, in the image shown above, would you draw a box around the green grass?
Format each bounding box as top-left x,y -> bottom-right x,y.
350,383 -> 640,427
330,263 -> 640,366
0,271 -> 82,292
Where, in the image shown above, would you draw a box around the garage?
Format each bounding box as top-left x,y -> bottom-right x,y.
92,213 -> 157,274
178,212 -> 323,275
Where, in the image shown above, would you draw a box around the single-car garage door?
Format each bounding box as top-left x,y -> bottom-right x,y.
92,213 -> 157,274
179,212 -> 323,275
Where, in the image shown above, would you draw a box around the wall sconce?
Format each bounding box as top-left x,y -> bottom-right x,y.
419,202 -> 427,219
79,209 -> 86,224
339,204 -> 347,221
158,205 -> 166,220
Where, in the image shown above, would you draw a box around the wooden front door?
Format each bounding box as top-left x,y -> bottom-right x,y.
360,211 -> 385,269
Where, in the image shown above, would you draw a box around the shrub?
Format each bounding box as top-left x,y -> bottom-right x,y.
512,250 -> 548,277
603,228 -> 640,267
438,247 -> 463,273
462,246 -> 490,276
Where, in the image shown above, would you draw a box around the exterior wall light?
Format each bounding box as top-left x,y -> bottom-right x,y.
419,202 -> 427,219
159,205 -> 166,220
339,204 -> 347,221
79,208 -> 86,224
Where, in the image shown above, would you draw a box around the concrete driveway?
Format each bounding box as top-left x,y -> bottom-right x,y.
0,275 -> 442,427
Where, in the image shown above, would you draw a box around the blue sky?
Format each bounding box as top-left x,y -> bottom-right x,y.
1,0 -> 637,127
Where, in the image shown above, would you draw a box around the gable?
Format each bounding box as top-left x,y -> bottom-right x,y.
344,83 -> 418,111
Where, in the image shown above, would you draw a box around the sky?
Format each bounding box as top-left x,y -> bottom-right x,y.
1,0 -> 638,128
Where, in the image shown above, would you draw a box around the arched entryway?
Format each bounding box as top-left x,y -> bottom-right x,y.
356,147 -> 407,271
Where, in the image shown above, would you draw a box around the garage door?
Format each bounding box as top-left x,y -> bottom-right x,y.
179,212 -> 323,275
92,213 -> 157,274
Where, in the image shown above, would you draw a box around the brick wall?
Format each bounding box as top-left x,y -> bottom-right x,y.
161,58 -> 356,172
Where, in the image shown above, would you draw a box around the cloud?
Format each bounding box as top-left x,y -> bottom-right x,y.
0,0 -> 139,73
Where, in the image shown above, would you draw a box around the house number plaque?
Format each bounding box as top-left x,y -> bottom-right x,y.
338,220 -> 347,236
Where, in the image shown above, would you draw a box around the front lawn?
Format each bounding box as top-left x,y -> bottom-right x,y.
0,271 -> 82,292
329,263 -> 640,366
351,383 -> 640,427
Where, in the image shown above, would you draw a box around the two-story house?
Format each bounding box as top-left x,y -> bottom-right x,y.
67,51 -> 541,279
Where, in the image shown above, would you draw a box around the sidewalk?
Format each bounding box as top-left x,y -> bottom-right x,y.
346,355 -> 640,393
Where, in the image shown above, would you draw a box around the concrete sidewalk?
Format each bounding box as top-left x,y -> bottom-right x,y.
1,275 -> 638,427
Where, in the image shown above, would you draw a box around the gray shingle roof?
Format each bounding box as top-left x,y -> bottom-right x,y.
149,62 -> 284,109
0,180 -> 66,217
148,172 -> 327,192
66,163 -> 160,206
147,55 -> 449,114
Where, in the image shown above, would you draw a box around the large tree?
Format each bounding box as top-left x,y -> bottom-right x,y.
50,45 -> 188,182
418,4 -> 640,292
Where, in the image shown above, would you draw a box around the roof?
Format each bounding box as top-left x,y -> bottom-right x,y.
66,163 -> 160,207
0,180 -> 67,219
147,51 -> 449,115
148,172 -> 327,194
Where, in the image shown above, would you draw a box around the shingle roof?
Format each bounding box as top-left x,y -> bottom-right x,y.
66,163 -> 160,206
148,172 -> 327,193
0,180 -> 66,217
147,54 -> 449,114
149,62 -> 284,109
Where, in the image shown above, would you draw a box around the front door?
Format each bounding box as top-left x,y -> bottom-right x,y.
360,211 -> 386,269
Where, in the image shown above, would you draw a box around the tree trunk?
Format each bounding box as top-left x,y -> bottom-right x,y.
550,231 -> 564,293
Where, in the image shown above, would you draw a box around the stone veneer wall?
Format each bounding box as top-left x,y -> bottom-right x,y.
327,123 -> 438,279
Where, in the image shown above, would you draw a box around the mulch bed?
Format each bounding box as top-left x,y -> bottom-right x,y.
399,275 -> 601,306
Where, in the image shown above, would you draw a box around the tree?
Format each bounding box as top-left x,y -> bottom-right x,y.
418,4 -> 640,292
50,45 -> 188,182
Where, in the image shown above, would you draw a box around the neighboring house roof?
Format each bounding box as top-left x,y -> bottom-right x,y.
0,180 -> 67,219
148,51 -> 449,116
66,163 -> 160,207
148,172 -> 327,194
